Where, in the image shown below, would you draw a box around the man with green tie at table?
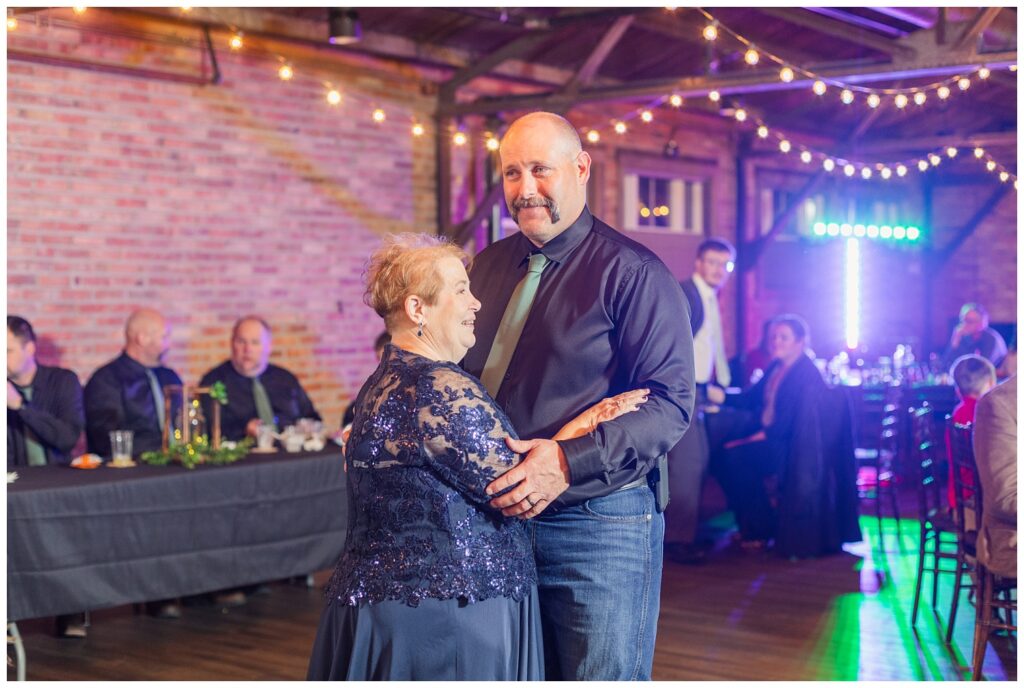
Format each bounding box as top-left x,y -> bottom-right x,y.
199,315 -> 320,442
84,307 -> 183,621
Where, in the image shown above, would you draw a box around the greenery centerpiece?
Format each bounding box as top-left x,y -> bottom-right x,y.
140,381 -> 254,469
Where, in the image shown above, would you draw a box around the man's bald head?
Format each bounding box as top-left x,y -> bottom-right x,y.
501,112 -> 583,161
231,315 -> 272,377
498,111 -> 592,246
124,308 -> 171,367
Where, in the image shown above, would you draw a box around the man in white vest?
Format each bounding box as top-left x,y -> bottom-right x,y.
666,238 -> 735,563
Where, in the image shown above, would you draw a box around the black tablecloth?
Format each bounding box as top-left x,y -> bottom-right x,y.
7,448 -> 348,621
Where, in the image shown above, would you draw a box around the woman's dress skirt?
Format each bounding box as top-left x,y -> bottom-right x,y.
306,588 -> 543,680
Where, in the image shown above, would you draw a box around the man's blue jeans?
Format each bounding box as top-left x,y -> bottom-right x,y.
527,483 -> 664,680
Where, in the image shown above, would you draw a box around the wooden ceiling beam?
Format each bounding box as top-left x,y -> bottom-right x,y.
441,51 -> 1017,116
953,7 -> 1004,52
856,131 -> 1018,154
756,8 -> 918,59
563,16 -> 634,94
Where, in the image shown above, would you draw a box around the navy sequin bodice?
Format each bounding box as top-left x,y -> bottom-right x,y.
325,344 -> 536,607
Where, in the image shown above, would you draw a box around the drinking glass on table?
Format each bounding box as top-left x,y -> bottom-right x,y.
109,430 -> 133,464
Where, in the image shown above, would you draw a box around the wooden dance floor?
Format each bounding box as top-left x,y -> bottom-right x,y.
7,516 -> 1016,681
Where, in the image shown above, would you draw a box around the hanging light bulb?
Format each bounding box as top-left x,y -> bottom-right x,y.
918,159 -> 930,171
928,153 -> 941,166
958,77 -> 971,90
974,147 -> 985,158
1009,65 -> 1018,72
411,122 -> 425,137
844,164 -> 856,177
586,129 -> 600,144
485,136 -> 500,151
372,108 -> 386,123
880,167 -> 892,180
744,47 -> 760,66
840,89 -> 854,105
6,14 -> 17,30
614,121 -> 627,135
669,94 -> 683,108
978,66 -> 991,79
708,90 -> 720,102
278,64 -> 294,80
986,160 -> 997,171
866,93 -> 881,108
72,6 -> 87,14
946,146 -> 958,158
896,164 -> 908,177
913,91 -> 927,106
757,125 -> 769,138
453,131 -> 467,146
861,167 -> 872,179
937,85 -> 951,99
229,33 -> 244,50
999,171 -> 1009,182
640,110 -> 653,123
779,139 -> 791,153
702,22 -> 718,41
734,108 -> 747,122
800,150 -> 812,164
894,93 -> 908,109
326,89 -> 342,105
779,66 -> 794,82
823,158 -> 835,172
180,5 -> 192,11
812,80 -> 827,96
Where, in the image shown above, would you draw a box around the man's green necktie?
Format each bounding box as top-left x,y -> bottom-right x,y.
480,252 -> 550,398
20,386 -> 48,466
252,376 -> 277,431
145,368 -> 166,432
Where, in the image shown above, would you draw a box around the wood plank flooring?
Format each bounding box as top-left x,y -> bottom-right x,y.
7,516 -> 1016,681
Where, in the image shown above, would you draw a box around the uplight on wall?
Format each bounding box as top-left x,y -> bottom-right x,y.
812,222 -> 921,243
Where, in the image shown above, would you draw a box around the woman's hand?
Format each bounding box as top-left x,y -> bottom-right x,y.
723,429 -> 767,450
552,388 -> 650,441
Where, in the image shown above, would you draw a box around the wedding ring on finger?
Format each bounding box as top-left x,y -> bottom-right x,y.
526,495 -> 537,508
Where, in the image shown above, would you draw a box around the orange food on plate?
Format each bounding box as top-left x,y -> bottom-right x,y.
70,453 -> 103,469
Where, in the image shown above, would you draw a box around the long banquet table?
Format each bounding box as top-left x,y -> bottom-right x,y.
7,448 -> 348,621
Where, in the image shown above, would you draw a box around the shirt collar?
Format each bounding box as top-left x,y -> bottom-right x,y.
693,273 -> 716,300
515,206 -> 594,267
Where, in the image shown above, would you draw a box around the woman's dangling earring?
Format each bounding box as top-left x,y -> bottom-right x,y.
417,321 -> 423,337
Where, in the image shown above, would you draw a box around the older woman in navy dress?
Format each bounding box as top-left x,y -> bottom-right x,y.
307,234 -> 646,681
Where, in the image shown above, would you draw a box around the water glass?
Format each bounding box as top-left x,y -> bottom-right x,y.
109,430 -> 134,463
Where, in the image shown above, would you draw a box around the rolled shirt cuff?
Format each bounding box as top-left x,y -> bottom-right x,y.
556,434 -> 602,484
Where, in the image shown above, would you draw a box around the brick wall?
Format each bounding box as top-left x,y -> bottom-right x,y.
8,16 -> 437,427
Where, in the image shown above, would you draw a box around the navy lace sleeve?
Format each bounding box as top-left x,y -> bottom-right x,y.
417,365 -> 520,508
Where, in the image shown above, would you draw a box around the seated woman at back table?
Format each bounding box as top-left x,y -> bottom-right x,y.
716,314 -> 859,556
307,234 -> 647,681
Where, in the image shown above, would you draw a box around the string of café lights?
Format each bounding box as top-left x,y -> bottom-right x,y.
10,5 -> 1015,184
7,5 -> 486,147
579,7 -> 1018,188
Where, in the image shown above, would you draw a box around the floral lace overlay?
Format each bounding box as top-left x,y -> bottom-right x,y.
326,345 -> 536,607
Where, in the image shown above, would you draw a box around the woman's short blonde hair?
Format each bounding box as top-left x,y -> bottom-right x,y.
364,233 -> 468,330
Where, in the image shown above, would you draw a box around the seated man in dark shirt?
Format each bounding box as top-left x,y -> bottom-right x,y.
200,315 -> 320,441
84,308 -> 183,621
84,308 -> 182,458
8,315 -> 89,639
7,315 -> 84,468
942,302 -> 1008,370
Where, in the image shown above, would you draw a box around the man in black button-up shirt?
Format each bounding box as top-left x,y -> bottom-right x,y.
200,316 -> 320,441
464,112 -> 694,680
85,308 -> 182,458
